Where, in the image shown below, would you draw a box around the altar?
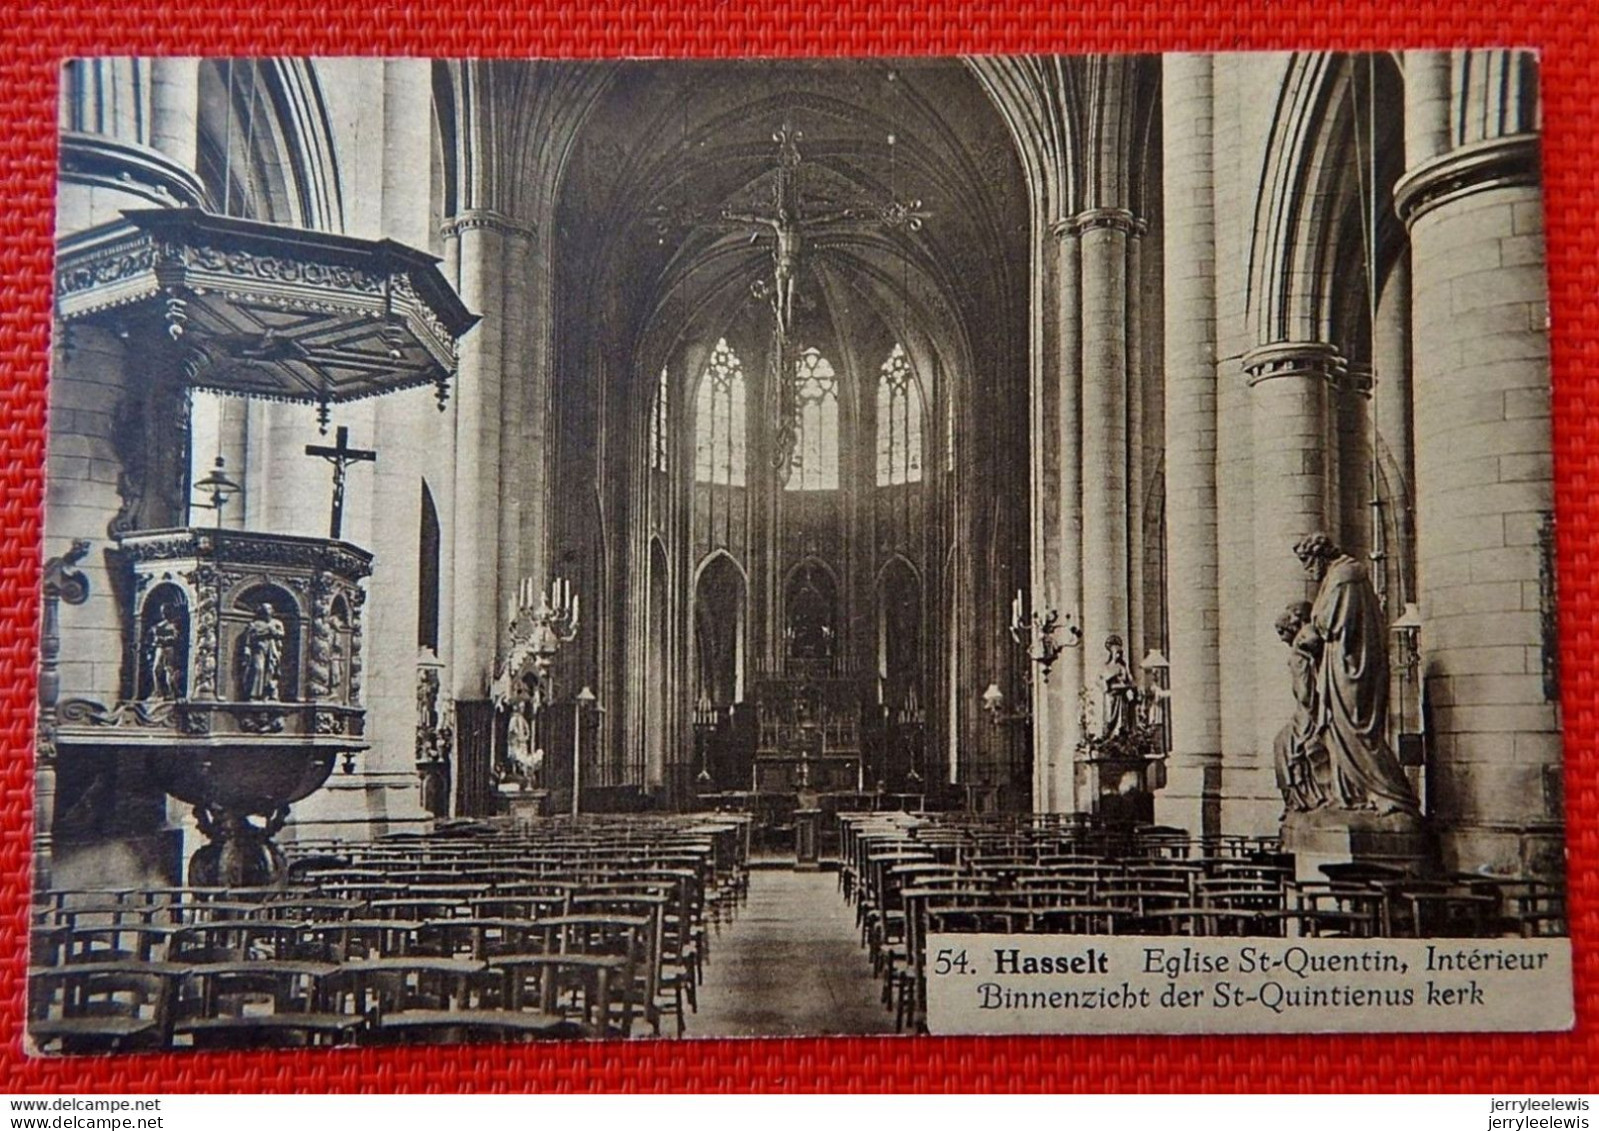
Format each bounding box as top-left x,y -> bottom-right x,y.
752,678 -> 863,794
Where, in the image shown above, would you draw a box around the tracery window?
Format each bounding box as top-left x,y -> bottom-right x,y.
694,338 -> 747,487
876,344 -> 924,486
649,365 -> 670,473
787,347 -> 840,492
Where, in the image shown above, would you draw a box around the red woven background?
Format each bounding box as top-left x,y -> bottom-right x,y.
1,0 -> 1594,1093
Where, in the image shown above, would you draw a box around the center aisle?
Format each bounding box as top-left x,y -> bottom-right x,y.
691,867 -> 898,1038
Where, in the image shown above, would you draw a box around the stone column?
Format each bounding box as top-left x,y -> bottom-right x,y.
58,58 -> 205,235
1028,228 -> 1060,812
1241,341 -> 1339,791
1074,208 -> 1136,660
517,232 -> 554,602
149,57 -> 200,172
445,216 -> 507,699
1374,251 -> 1415,600
1402,50 -> 1453,169
1045,225 -> 1086,812
1125,228 -> 1147,669
365,59 -> 439,823
496,227 -> 534,631
1027,220 -> 1084,814
1158,53 -> 1223,837
1395,49 -> 1557,878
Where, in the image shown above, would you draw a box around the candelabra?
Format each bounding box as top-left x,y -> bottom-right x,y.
694,694 -> 719,784
1008,589 -> 1082,682
496,576 -> 580,708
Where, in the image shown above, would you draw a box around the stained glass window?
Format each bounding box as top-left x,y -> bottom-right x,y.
649,365 -> 669,473
876,343 -> 924,486
788,348 -> 840,491
694,338 -> 746,486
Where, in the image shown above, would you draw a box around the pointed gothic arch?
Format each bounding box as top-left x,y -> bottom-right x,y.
692,550 -> 748,710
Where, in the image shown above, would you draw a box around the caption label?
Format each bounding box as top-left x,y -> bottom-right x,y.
924,935 -> 1573,1035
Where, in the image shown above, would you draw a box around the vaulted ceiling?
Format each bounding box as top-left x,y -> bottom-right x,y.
553,59 -> 1031,409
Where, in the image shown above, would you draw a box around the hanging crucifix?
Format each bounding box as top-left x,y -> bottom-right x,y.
304,425 -> 377,540
678,117 -> 932,470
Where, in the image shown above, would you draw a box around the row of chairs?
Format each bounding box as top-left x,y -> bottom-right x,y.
29,813 -> 752,1053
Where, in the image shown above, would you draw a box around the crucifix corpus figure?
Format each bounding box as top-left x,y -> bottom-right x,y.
716,119 -> 922,340
304,425 -> 377,540
721,201 -> 861,339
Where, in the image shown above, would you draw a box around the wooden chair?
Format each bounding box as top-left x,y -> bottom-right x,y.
1290,882 -> 1383,938
488,953 -> 626,1038
1385,881 -> 1497,938
29,964 -> 181,1054
369,1007 -> 579,1045
326,956 -> 496,1036
175,960 -> 359,1049
298,919 -> 419,961
533,913 -> 646,1036
59,923 -> 184,965
413,918 -> 547,961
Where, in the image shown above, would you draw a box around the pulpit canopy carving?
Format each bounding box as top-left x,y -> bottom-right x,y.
55,207 -> 480,420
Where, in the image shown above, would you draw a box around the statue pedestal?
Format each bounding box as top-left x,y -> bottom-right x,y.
498,785 -> 551,821
1281,807 -> 1436,884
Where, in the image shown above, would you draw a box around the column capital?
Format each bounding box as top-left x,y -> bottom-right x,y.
440,208 -> 538,243
1241,340 -> 1345,387
1054,207 -> 1146,239
1393,134 -> 1541,230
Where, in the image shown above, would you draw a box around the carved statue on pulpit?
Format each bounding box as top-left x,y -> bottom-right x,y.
239,602 -> 286,702
142,603 -> 185,701
328,609 -> 348,702
1290,532 -> 1420,816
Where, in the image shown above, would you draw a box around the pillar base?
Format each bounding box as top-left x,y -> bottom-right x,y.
1438,822 -> 1565,883
1281,806 -> 1436,884
1154,761 -> 1220,840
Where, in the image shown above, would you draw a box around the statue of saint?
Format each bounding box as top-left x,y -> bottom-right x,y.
143,605 -> 184,701
1097,634 -> 1138,740
239,602 -> 286,702
1293,532 -> 1420,816
1271,602 -> 1330,811
420,747 -> 451,818
505,700 -> 538,789
329,638 -> 346,702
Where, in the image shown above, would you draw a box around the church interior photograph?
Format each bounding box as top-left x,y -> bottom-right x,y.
30,51 -> 1565,1049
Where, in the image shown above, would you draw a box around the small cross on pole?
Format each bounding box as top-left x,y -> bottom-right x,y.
304,425 -> 377,540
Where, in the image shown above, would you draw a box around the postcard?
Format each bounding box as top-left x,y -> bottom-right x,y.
30,51 -> 1568,1051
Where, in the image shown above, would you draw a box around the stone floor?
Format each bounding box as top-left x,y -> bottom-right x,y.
689,867 -> 898,1038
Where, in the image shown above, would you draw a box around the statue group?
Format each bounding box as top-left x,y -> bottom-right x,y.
1274,533 -> 1420,817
